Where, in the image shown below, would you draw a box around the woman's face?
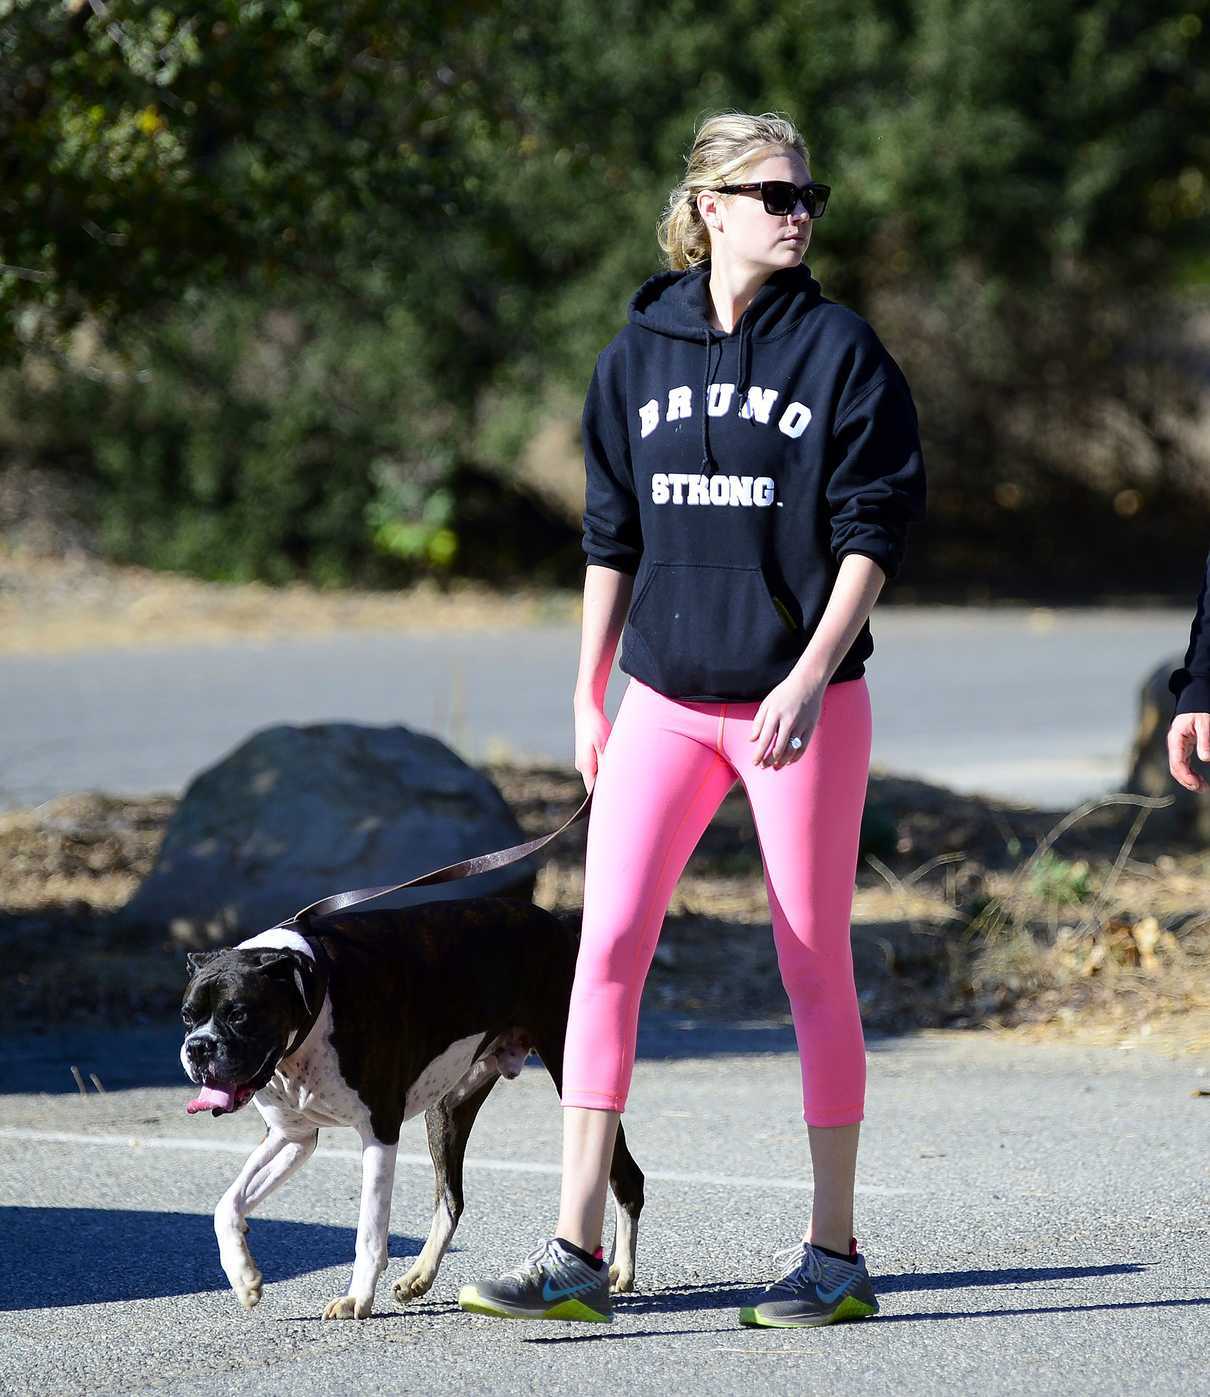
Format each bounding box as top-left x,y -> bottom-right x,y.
699,147 -> 814,272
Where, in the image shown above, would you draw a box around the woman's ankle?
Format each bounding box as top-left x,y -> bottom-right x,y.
554,1218 -> 603,1253
805,1230 -> 856,1259
554,1236 -> 605,1267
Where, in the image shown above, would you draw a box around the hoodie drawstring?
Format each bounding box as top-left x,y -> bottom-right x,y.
737,314 -> 752,412
700,329 -> 716,473
701,315 -> 756,473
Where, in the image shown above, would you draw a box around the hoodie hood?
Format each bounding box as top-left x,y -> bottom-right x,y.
627,262 -> 824,471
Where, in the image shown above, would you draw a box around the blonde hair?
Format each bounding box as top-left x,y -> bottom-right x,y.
657,111 -> 810,271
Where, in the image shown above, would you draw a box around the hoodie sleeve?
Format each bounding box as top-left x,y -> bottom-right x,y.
1169,552 -> 1210,716
581,351 -> 643,575
825,352 -> 927,582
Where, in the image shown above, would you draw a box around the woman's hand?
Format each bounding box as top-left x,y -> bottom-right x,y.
1168,711 -> 1210,792
749,672 -> 825,769
574,700 -> 613,792
749,555 -> 882,769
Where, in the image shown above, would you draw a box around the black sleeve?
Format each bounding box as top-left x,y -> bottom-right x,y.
581,354 -> 642,575
825,361 -> 927,581
1169,552 -> 1210,715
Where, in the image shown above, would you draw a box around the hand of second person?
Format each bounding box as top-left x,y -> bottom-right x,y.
749,673 -> 825,769
574,700 -> 613,793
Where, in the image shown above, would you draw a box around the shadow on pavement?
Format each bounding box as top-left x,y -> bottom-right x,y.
0,1206 -> 421,1311
610,1263 -> 1159,1316
0,1026 -> 187,1095
0,1015 -> 913,1096
871,1296 -> 1210,1322
521,1265 -> 1207,1335
521,1294 -> 1210,1341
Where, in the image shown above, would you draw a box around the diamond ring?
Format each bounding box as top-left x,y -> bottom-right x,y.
789,736 -> 803,750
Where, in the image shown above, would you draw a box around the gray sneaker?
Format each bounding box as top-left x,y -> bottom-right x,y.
739,1241 -> 879,1328
459,1238 -> 613,1323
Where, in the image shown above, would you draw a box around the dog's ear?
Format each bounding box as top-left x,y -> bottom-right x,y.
248,949 -> 314,1012
185,950 -> 224,979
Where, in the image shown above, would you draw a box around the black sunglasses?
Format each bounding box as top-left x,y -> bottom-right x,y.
715,179 -> 830,219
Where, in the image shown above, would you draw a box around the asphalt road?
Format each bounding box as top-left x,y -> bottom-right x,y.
0,606 -> 1193,812
0,1023 -> 1206,1396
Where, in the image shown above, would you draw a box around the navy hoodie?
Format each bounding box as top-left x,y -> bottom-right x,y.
581,260 -> 927,702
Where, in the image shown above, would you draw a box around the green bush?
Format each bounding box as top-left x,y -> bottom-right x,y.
9,293 -> 471,584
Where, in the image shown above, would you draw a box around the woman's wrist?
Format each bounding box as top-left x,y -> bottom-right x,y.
790,648 -> 834,691
574,682 -> 607,712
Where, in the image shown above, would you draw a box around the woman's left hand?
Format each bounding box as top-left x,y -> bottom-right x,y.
749,673 -> 825,768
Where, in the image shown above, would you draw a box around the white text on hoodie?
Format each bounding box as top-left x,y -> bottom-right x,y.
651,473 -> 777,507
638,384 -> 813,440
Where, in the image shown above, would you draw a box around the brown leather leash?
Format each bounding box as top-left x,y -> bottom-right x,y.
276,787 -> 593,933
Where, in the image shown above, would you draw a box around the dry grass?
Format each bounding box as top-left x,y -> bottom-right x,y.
0,550 -> 581,654
3,766 -> 1207,1057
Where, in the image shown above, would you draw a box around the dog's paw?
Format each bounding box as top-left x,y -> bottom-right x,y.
322,1294 -> 372,1321
233,1269 -> 263,1310
392,1269 -> 434,1305
609,1262 -> 635,1294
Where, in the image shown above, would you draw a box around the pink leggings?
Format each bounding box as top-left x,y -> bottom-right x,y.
562,675 -> 872,1127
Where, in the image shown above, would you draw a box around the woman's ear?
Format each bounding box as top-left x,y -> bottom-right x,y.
697,190 -> 722,231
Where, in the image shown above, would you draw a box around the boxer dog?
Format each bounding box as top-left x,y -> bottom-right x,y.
179,896 -> 644,1319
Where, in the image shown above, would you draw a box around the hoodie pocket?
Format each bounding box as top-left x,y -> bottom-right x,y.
626,562 -> 803,697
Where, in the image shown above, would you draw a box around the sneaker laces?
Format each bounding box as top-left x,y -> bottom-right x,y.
500,1239 -> 557,1285
764,1241 -> 827,1297
501,1237 -> 586,1288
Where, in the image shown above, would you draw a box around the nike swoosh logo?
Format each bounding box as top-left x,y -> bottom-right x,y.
816,1280 -> 850,1304
542,1279 -> 592,1302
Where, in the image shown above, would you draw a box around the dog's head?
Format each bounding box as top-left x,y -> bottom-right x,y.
179,947 -> 318,1117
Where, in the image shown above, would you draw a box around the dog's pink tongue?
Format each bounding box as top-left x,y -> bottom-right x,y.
186,1083 -> 237,1115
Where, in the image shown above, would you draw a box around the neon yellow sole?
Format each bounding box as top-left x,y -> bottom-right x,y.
458,1285 -> 611,1323
738,1294 -> 878,1328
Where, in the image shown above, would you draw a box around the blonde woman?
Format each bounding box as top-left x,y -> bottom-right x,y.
460,111 -> 926,1329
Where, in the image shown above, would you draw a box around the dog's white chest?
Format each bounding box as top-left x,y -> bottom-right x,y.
256,1003 -> 371,1132
402,1033 -> 485,1121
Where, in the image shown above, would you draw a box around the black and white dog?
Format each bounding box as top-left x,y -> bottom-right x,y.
179,896 -> 644,1319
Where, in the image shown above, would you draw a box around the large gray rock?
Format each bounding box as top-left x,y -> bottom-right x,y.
1125,657 -> 1210,844
120,723 -> 538,945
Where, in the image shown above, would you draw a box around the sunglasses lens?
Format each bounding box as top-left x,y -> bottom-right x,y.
762,181 -> 797,216
761,182 -> 829,218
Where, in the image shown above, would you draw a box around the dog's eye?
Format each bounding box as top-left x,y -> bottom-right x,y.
227,1007 -> 247,1026
181,1007 -> 196,1028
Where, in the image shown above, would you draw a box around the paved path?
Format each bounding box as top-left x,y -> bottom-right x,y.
0,607 -> 1193,811
0,1024 -> 1206,1396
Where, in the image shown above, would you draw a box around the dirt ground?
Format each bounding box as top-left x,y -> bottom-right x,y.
0,550 -> 580,653
2,550 -> 1208,1057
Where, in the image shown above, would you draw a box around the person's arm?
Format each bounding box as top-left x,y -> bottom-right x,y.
575,348 -> 641,789
1167,551 -> 1210,791
575,565 -> 635,709
748,555 -> 884,767
798,554 -> 887,686
750,346 -> 925,769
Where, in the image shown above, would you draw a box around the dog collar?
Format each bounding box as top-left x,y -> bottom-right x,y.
282,934 -> 333,1059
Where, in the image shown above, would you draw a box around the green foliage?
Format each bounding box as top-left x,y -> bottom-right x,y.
10,292 -> 462,584
1,0 -> 1208,585
1026,852 -> 1094,907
